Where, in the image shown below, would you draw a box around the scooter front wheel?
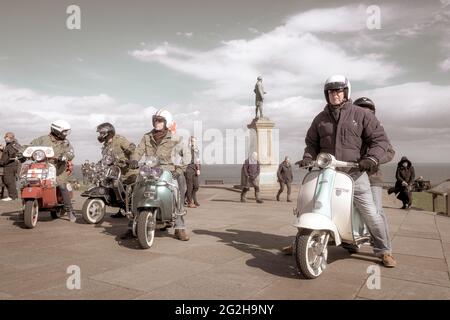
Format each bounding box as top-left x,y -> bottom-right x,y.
24,199 -> 39,229
295,229 -> 329,279
137,210 -> 156,249
82,198 -> 106,224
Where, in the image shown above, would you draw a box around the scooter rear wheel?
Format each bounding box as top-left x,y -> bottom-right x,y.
82,198 -> 106,224
137,210 -> 156,249
24,200 -> 39,229
295,229 -> 329,279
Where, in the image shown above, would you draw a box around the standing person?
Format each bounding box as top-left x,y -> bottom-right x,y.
96,122 -> 137,218
240,151 -> 263,204
0,132 -> 22,201
185,136 -> 201,208
276,156 -> 293,202
81,160 -> 91,184
29,120 -> 76,222
284,75 -> 396,268
254,76 -> 267,119
394,156 -> 415,209
130,109 -> 191,241
354,97 -> 395,253
0,144 -> 5,199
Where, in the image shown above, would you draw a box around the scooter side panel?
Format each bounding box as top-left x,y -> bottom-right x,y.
41,186 -> 58,208
331,172 -> 354,242
296,171 -> 320,215
156,184 -> 174,221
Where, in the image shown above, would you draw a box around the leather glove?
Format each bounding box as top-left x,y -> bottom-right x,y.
129,160 -> 139,169
358,158 -> 377,173
295,158 -> 313,168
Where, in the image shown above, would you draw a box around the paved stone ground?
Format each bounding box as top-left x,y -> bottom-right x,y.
1,185 -> 450,300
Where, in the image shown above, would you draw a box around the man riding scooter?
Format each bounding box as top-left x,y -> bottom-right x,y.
126,109 -> 191,241
96,122 -> 137,218
29,120 -> 76,222
288,75 -> 396,268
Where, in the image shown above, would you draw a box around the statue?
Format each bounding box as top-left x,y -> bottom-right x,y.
254,76 -> 267,119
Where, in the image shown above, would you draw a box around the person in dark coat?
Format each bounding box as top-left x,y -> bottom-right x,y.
185,136 -> 201,208
392,156 -> 415,209
241,152 -> 263,203
0,132 -> 22,201
276,156 -> 293,202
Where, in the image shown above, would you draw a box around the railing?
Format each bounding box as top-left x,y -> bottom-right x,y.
426,190 -> 449,216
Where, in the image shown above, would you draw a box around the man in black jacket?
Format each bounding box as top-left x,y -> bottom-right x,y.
276,156 -> 293,202
0,132 -> 22,201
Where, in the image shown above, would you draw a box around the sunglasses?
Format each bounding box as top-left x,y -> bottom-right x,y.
328,89 -> 344,93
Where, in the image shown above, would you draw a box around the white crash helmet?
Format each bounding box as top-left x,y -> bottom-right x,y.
152,109 -> 174,130
324,75 -> 351,104
50,120 -> 72,140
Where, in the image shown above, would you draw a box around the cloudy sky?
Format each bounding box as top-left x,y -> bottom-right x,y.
0,0 -> 449,164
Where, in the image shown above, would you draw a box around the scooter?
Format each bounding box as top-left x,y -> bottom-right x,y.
81,153 -> 126,224
19,146 -> 73,229
292,153 -> 371,279
129,156 -> 185,249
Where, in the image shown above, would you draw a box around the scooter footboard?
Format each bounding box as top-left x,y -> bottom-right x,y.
293,213 -> 342,246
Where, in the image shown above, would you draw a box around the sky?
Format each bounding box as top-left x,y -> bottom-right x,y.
0,0 -> 449,164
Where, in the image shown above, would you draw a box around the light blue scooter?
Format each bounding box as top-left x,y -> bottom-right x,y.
293,153 -> 371,279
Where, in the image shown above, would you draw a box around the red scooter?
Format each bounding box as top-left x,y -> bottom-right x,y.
20,146 -> 73,229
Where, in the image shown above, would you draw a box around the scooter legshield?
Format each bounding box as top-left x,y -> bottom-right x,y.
293,213 -> 342,246
21,187 -> 43,200
133,183 -> 173,221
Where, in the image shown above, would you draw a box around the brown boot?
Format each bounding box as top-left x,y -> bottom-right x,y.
382,253 -> 397,268
281,245 -> 293,255
188,202 -> 197,209
175,229 -> 190,241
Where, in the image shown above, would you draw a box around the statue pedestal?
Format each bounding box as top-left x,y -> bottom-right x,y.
247,118 -> 279,190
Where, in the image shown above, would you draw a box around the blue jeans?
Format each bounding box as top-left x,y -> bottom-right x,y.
371,186 -> 391,251
353,173 -> 391,257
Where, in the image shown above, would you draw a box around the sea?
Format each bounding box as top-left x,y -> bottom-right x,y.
73,163 -> 450,187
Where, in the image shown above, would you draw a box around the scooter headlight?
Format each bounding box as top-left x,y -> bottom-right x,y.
140,165 -> 163,180
316,153 -> 333,169
102,155 -> 114,166
32,150 -> 46,162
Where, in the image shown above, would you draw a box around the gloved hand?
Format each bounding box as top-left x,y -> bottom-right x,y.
295,158 -> 313,168
129,160 -> 139,169
358,158 -> 377,173
402,181 -> 408,187
66,160 -> 74,176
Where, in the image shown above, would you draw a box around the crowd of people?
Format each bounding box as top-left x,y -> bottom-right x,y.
1,74 -> 438,269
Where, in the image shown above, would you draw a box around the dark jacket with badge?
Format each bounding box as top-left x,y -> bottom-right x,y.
303,100 -> 390,176
0,140 -> 22,170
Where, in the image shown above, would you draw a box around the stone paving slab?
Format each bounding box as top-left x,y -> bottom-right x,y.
357,277 -> 450,300
1,186 -> 450,300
